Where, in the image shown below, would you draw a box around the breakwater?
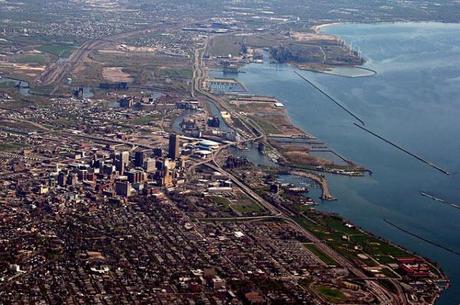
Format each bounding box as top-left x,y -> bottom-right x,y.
384,219 -> 460,257
294,71 -> 366,126
289,170 -> 336,201
354,123 -> 450,176
420,192 -> 460,209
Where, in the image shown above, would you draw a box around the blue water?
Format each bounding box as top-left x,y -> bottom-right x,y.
216,22 -> 460,304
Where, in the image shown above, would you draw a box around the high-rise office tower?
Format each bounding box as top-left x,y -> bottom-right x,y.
114,151 -> 130,175
121,151 -> 130,166
134,151 -> 145,167
168,134 -> 180,160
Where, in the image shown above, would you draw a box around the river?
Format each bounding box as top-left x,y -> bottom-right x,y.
213,22 -> 460,305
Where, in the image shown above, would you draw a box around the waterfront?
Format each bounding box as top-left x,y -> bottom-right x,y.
217,22 -> 460,305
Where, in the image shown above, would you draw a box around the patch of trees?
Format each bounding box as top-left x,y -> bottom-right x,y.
270,44 -> 322,64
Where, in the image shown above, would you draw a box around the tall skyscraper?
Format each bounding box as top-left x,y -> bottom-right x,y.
153,147 -> 162,158
115,181 -> 132,197
168,134 -> 180,160
134,151 -> 145,167
162,166 -> 174,188
121,151 -> 130,166
114,151 -> 130,175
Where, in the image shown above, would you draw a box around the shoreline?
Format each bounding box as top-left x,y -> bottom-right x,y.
311,22 -> 341,34
312,21 -> 460,34
298,65 -> 377,78
209,27 -> 450,301
230,90 -> 450,304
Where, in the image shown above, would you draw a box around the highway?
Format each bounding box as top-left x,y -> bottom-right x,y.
38,39 -> 106,87
192,42 -> 262,141
203,159 -> 401,305
38,26 -> 163,94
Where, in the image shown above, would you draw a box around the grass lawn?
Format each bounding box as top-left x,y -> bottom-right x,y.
0,142 -> 25,152
209,196 -> 233,213
125,115 -> 160,126
0,81 -> 18,88
14,54 -> 48,64
207,35 -> 243,57
304,243 -> 337,266
229,195 -> 265,215
249,115 -> 280,134
294,214 -> 415,269
158,67 -> 193,79
314,285 -> 346,303
38,43 -> 76,58
231,201 -> 264,214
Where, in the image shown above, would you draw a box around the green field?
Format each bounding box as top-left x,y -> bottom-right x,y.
313,285 -> 346,303
38,43 -> 76,58
207,35 -> 243,57
158,67 -> 193,79
0,142 -> 25,152
124,114 -> 160,126
231,200 -> 264,214
210,196 -> 231,206
295,214 -> 415,269
304,243 -> 337,266
209,196 -> 265,216
249,115 -> 280,134
0,80 -> 18,88
209,196 -> 233,213
14,54 -> 48,64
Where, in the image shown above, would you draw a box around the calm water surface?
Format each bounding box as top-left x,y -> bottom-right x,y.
216,23 -> 460,305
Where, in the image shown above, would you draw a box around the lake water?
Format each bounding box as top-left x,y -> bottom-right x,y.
214,22 -> 460,305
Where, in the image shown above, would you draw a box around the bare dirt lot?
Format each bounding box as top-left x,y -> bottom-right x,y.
102,67 -> 134,83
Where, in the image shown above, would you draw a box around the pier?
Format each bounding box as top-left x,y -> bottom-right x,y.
294,71 -> 366,126
289,170 -> 336,201
354,123 -> 450,176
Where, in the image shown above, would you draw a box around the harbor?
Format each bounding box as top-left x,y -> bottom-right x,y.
227,22 -> 460,305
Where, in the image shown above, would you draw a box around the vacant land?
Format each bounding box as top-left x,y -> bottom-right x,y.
102,67 -> 134,83
38,43 -> 77,58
